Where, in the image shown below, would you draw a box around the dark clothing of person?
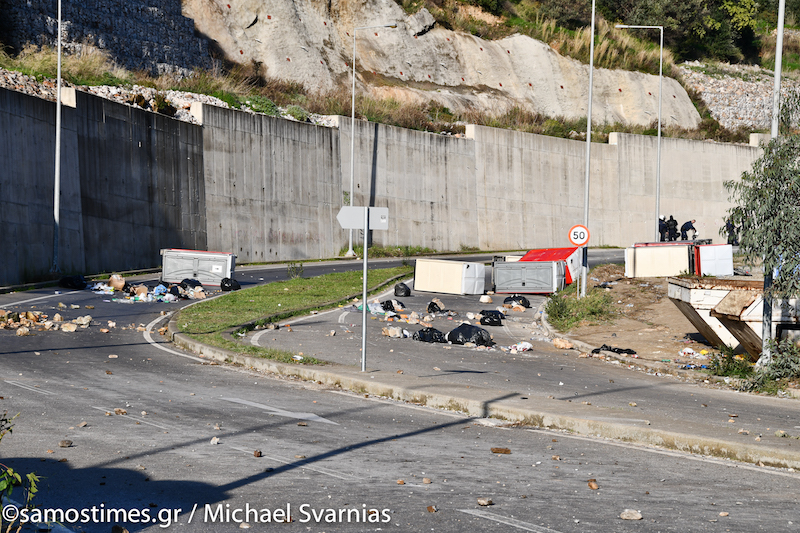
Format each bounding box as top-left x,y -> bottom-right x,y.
666,217 -> 678,241
680,220 -> 696,241
658,219 -> 667,242
726,220 -> 739,246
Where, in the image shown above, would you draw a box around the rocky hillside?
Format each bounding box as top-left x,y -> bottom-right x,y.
1,0 -> 704,129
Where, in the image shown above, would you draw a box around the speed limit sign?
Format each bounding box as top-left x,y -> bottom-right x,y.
568,224 -> 590,246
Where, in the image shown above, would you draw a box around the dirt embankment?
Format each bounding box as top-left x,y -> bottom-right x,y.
565,264 -> 718,370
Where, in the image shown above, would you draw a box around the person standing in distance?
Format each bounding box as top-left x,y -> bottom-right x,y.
667,216 -> 679,241
681,219 -> 697,240
658,215 -> 667,242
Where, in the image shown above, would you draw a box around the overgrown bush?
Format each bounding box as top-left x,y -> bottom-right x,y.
545,288 -> 614,331
708,346 -> 754,378
286,104 -> 309,122
742,338 -> 800,392
242,95 -> 279,115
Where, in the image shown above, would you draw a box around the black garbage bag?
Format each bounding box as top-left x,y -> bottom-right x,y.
591,344 -> 637,355
381,300 -> 395,312
480,310 -> 505,319
504,294 -> 531,308
392,299 -> 406,310
59,275 -> 87,290
180,278 -> 203,290
169,285 -> 182,298
446,323 -> 493,346
394,282 -> 411,297
480,315 -> 502,326
427,301 -> 443,313
220,277 -> 241,291
413,327 -> 447,343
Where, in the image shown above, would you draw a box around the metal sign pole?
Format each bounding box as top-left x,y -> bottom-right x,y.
361,206 -> 369,372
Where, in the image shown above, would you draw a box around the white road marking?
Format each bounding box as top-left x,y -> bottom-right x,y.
227,447 -> 355,480
90,406 -> 171,430
4,291 -> 81,307
4,380 -> 55,395
143,315 -> 206,362
458,510 -> 564,532
221,397 -> 339,425
527,429 -> 800,479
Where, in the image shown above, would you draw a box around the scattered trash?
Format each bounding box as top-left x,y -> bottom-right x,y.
427,505 -> 437,513
553,338 -> 573,350
491,447 -> 511,454
210,437 -> 220,445
423,478 -> 432,484
588,479 -> 599,490
113,408 -> 127,415
221,277 -> 241,291
397,479 -> 405,485
58,440 -> 72,448
479,295 -> 493,304
480,314 -> 502,326
254,450 -> 262,457
503,294 -> 531,308
413,327 -> 447,343
292,355 -> 304,361
394,282 -> 411,297
381,326 -> 404,338
591,344 -> 636,356
427,298 -> 446,313
446,324 -> 493,346
507,341 -> 533,353
477,498 -> 493,507
109,274 -> 125,290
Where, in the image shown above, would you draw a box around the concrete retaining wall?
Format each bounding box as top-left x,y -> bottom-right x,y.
0,87 -> 206,285
200,104 -> 341,262
0,88 -> 762,286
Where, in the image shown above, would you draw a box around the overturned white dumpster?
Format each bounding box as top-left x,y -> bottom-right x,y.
668,277 -> 800,360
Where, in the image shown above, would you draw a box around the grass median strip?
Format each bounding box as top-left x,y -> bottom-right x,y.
175,266 -> 413,364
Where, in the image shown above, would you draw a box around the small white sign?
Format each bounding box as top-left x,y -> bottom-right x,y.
336,206 -> 389,231
568,224 -> 590,247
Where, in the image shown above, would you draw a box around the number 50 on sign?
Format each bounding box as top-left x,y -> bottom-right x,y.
568,224 -> 590,247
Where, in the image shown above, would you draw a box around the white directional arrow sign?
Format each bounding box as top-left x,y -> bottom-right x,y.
336,206 -> 389,231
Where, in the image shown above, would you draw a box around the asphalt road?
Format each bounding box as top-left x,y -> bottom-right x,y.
1,250 -> 798,532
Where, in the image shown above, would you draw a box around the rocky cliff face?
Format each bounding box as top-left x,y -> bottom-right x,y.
1,0 -> 702,129
182,0 -> 701,129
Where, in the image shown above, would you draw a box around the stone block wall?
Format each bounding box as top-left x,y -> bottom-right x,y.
0,0 -> 212,75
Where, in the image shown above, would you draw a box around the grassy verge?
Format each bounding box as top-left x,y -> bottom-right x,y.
544,286 -> 615,332
174,266 -> 413,363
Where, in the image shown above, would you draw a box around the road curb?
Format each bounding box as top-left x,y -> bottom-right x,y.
167,317 -> 800,470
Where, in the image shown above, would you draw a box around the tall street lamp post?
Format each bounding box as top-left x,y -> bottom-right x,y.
616,24 -> 664,243
346,23 -> 396,257
52,0 -> 63,273
580,0 -> 597,298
